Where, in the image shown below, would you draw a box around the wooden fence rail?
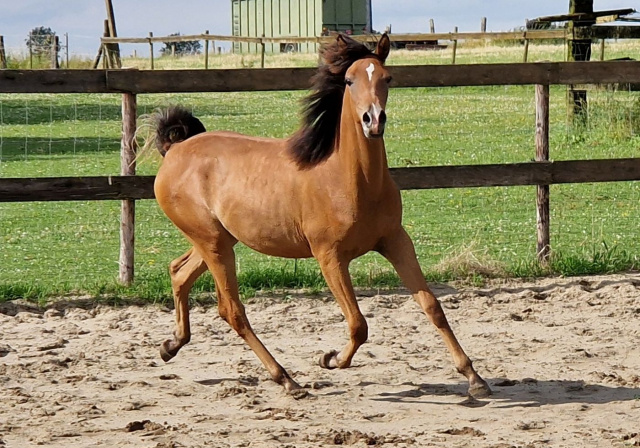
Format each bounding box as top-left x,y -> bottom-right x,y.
98,27 -> 639,69
100,27 -> 640,46
2,62 -> 640,282
3,61 -> 640,94
2,159 -> 640,203
100,30 -> 567,46
102,30 -> 568,70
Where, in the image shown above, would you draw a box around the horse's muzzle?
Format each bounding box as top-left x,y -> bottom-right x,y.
362,108 -> 386,138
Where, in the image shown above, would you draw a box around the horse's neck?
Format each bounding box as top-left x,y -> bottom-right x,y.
334,91 -> 389,197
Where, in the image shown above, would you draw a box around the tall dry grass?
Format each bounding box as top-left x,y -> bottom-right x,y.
4,38 -> 639,70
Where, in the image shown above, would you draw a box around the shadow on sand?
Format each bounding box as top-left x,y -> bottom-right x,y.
368,378 -> 640,407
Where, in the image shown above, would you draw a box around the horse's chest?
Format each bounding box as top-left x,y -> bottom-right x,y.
314,197 -> 400,251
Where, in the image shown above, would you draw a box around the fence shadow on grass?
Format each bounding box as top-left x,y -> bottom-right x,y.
0,97 -> 290,126
0,100 -> 123,125
0,136 -> 121,161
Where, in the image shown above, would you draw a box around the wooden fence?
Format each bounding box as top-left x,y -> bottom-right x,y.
101,29 -> 569,68
100,26 -> 640,68
2,61 -> 640,283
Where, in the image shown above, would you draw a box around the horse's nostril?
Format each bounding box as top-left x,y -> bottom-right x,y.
362,112 -> 371,125
379,110 -> 387,126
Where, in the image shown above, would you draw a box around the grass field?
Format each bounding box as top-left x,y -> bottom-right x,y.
1,41 -> 640,302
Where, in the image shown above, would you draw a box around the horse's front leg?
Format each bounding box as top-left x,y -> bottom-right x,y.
314,249 -> 368,369
160,247 -> 208,362
378,227 -> 492,398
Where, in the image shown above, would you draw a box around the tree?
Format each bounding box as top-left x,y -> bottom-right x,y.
26,26 -> 56,57
160,33 -> 202,56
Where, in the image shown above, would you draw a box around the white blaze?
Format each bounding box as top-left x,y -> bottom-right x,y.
366,62 -> 375,81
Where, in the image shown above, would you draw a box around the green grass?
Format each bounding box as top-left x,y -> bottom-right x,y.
2,41 -> 640,302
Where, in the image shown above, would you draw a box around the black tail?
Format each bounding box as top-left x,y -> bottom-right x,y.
153,106 -> 206,156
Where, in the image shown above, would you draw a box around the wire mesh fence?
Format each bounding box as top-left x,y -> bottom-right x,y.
1,42 -> 640,294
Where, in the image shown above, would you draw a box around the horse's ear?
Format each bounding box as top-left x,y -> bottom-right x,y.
376,33 -> 390,63
336,34 -> 349,51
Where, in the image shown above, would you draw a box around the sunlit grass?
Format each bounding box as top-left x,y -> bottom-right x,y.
1,41 -> 640,301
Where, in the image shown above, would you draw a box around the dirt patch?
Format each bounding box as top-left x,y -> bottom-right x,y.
1,274 -> 639,447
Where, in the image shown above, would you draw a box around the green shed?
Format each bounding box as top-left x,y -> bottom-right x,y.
231,0 -> 372,53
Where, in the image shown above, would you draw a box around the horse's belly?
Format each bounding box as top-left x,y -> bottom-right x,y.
221,214 -> 312,259
243,238 -> 313,259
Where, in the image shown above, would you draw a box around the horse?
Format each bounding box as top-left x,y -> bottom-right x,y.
150,33 -> 492,398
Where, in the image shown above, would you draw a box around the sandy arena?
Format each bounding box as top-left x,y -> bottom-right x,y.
1,274 -> 639,447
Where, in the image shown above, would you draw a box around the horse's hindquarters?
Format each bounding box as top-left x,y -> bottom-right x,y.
155,134 -> 315,259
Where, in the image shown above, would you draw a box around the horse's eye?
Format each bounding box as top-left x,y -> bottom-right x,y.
345,78 -> 353,86
385,76 -> 393,84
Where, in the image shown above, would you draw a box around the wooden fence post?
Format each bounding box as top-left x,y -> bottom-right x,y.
535,84 -> 550,263
51,35 -> 60,69
148,32 -> 154,70
103,20 -> 111,68
523,38 -> 530,62
481,17 -> 487,33
0,36 -> 7,69
429,19 -> 435,34
599,38 -> 605,61
567,0 -> 594,120
92,46 -> 103,69
93,26 -> 109,69
260,34 -> 266,68
104,0 -> 122,68
29,32 -> 33,69
452,27 -> 458,64
204,30 -> 209,69
119,91 -> 137,285
64,33 -> 69,68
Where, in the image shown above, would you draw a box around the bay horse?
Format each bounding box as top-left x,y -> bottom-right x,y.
151,33 -> 491,398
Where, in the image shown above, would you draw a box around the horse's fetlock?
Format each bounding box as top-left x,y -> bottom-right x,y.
456,360 -> 473,376
351,320 -> 369,345
173,331 -> 190,345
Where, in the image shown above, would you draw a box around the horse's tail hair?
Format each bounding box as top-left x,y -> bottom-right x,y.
152,106 -> 207,156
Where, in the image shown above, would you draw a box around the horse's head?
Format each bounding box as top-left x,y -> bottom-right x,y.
343,34 -> 391,138
288,33 -> 392,167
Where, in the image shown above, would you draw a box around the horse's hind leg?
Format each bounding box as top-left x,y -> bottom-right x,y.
160,247 -> 208,362
194,234 -> 303,393
378,227 -> 492,398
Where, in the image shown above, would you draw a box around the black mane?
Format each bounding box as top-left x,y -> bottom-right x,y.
288,35 -> 380,167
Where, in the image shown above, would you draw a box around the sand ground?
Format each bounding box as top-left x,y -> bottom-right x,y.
1,274 -> 639,447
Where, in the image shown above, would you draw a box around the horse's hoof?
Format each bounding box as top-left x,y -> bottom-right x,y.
282,375 -> 309,398
159,340 -> 177,362
468,379 -> 492,399
288,388 -> 310,400
318,350 -> 339,369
